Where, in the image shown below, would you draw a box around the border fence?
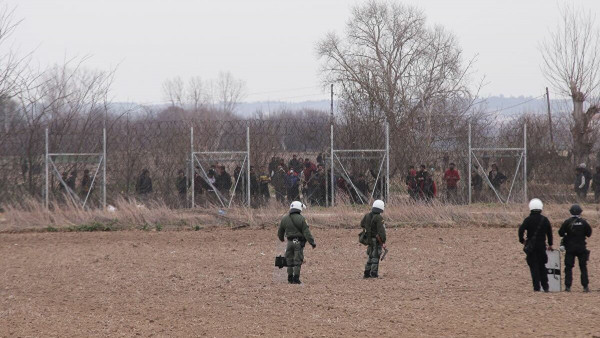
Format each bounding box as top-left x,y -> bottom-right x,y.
0,110 -> 580,209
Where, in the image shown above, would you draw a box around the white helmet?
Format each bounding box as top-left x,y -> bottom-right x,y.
290,201 -> 306,212
372,199 -> 385,211
528,198 -> 543,211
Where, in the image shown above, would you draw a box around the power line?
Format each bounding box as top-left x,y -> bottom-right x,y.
245,85 -> 323,97
482,94 -> 546,116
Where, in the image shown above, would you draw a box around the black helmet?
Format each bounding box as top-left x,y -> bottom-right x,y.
569,204 -> 583,215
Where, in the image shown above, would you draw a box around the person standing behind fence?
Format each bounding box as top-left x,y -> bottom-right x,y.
272,165 -> 287,205
309,164 -> 326,205
518,198 -> 553,292
317,153 -> 324,166
417,166 -> 436,201
488,163 -> 507,191
559,204 -> 592,292
289,155 -> 300,173
80,169 -> 92,197
136,169 -> 153,196
574,163 -> 591,201
406,166 -> 418,201
176,169 -> 187,205
286,169 -> 300,203
59,171 -> 68,192
443,163 -> 460,203
592,166 -> 600,203
416,165 -> 427,200
258,169 -> 271,206
471,165 -> 483,202
66,170 -> 77,192
215,165 -> 232,202
268,156 -> 278,177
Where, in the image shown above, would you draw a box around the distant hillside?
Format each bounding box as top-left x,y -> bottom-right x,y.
236,96 -> 573,118
111,96 -> 574,119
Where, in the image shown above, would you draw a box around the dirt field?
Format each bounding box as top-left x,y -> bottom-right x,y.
1,226 -> 599,337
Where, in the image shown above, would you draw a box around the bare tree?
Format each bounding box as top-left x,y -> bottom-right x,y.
317,0 -> 476,166
187,76 -> 206,112
214,71 -> 246,113
162,76 -> 185,107
541,5 -> 600,165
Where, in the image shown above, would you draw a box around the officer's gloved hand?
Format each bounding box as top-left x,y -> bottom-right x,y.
311,243 -> 316,249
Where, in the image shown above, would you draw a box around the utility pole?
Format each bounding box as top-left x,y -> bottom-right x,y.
330,84 -> 335,207
546,87 -> 555,151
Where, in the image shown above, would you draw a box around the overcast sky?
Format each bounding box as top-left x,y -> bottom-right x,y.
4,0 -> 599,104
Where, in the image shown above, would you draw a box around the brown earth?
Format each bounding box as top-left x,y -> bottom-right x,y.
1,226 -> 599,337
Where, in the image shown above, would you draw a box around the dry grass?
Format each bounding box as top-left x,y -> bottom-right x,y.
1,198 -> 599,233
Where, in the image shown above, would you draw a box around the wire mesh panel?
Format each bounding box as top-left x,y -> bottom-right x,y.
0,112 -> 548,208
107,120 -> 189,207
469,116 -> 527,204
331,119 -> 388,206
46,121 -> 105,208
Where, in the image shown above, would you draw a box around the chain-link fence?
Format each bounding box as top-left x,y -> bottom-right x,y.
0,110 -> 582,209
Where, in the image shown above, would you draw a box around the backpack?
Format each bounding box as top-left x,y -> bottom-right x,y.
358,214 -> 374,246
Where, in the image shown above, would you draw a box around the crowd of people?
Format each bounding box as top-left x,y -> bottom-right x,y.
404,162 -> 509,203
57,169 -> 94,199
161,153 -> 386,207
62,157 -> 600,206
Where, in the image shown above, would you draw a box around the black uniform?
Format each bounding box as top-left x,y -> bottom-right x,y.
558,216 -> 592,289
574,169 -> 591,199
136,171 -> 153,195
518,211 -> 553,292
591,172 -> 600,203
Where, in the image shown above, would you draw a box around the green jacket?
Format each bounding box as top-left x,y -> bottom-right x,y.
360,212 -> 386,244
277,212 -> 316,246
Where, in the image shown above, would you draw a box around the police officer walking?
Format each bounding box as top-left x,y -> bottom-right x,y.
361,200 -> 387,278
518,198 -> 553,292
277,201 -> 316,284
559,204 -> 592,292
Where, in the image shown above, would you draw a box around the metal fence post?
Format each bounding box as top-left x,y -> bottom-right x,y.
190,126 -> 195,208
385,121 -> 390,203
330,123 -> 334,207
45,128 -> 49,210
468,123 -> 472,205
102,127 -> 107,209
523,123 -> 527,202
247,126 -> 251,208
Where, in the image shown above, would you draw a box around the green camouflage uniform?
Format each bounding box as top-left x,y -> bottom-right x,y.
278,212 -> 315,279
361,211 -> 386,277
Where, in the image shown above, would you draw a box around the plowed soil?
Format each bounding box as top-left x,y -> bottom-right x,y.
1,226 -> 599,337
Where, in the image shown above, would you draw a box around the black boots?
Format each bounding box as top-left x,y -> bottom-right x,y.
293,275 -> 301,284
363,271 -> 370,279
288,274 -> 294,284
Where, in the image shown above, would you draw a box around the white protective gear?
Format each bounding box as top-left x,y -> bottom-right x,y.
528,198 -> 543,211
290,201 -> 306,211
372,199 -> 385,211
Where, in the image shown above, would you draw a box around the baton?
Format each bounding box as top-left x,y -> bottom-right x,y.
381,247 -> 389,261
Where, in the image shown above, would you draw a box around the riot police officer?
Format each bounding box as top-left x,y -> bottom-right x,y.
277,201 -> 316,284
361,200 -> 387,278
518,198 -> 553,292
559,204 -> 592,292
